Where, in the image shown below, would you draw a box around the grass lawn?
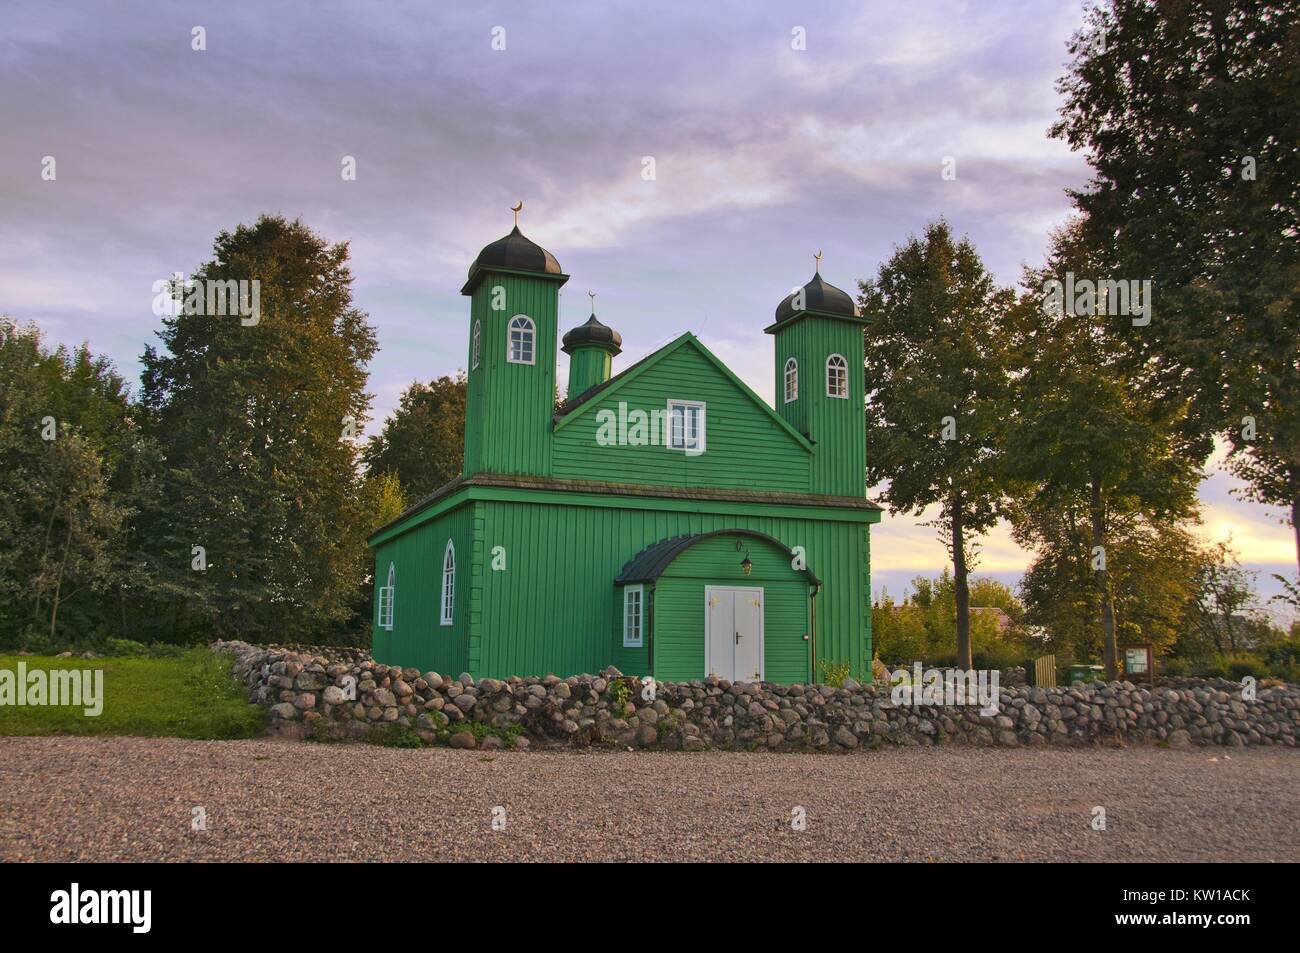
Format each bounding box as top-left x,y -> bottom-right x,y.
0,648 -> 266,739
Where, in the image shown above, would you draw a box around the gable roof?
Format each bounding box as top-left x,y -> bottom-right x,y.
554,332 -> 815,453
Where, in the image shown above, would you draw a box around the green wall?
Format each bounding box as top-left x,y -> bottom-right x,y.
552,339 -> 811,492
650,534 -> 811,682
370,501 -> 473,677
771,314 -> 867,497
463,270 -> 562,478
373,489 -> 875,681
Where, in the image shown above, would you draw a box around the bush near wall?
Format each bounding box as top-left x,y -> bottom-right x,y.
214,641 -> 1300,752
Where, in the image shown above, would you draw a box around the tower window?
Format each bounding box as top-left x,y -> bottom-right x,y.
783,357 -> 799,403
378,562 -> 395,630
826,354 -> 848,398
472,320 -> 481,369
667,399 -> 706,453
440,540 -> 455,626
507,315 -> 535,365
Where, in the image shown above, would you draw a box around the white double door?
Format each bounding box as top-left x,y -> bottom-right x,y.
705,586 -> 764,681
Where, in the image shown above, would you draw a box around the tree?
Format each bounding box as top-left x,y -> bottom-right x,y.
1182,540 -> 1259,657
1052,0 -> 1300,574
860,220 -> 1016,669
1004,218 -> 1209,678
1016,499 -> 1203,665
0,319 -> 134,646
140,216 -> 378,643
362,373 -> 466,500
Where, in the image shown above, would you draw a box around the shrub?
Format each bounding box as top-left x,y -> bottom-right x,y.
1225,654 -> 1267,681
819,660 -> 851,687
1160,656 -> 1190,677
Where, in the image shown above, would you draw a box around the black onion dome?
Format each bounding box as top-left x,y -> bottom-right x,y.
774,272 -> 859,323
468,225 -> 562,280
562,314 -> 623,354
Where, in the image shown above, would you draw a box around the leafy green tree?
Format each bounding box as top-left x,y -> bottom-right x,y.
1017,499 -> 1203,665
362,373 -> 466,500
1052,0 -> 1300,574
1005,219 -> 1209,677
861,221 -> 1016,669
0,319 -> 134,646
139,216 -> 377,643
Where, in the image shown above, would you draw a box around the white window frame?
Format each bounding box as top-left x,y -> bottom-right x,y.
440,540 -> 455,626
378,562 -> 395,630
666,399 -> 706,454
826,353 -> 848,399
623,585 -> 644,648
783,357 -> 799,403
471,320 -> 481,370
507,315 -> 535,365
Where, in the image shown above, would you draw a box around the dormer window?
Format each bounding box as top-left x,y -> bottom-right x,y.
826,354 -> 848,398
472,320 -> 481,369
667,399 -> 706,454
508,315 -> 535,364
783,357 -> 798,403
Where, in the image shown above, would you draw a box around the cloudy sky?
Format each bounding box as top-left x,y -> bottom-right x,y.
2,0 -> 1293,604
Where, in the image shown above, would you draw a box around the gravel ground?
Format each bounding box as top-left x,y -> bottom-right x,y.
1,736 -> 1297,862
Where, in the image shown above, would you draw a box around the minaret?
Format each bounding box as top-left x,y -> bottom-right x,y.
561,292 -> 622,400
461,203 -> 568,477
765,252 -> 868,497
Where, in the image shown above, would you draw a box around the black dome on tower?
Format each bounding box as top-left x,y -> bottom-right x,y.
467,226 -> 563,282
774,272 -> 859,323
562,314 -> 622,355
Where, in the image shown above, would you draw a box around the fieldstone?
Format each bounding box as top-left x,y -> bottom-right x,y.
448,731 -> 476,749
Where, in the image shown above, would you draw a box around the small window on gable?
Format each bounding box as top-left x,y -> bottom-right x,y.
507,315 -> 535,365
667,399 -> 706,454
623,585 -> 644,647
378,562 -> 395,630
783,357 -> 799,403
826,354 -> 848,399
440,540 -> 455,626
472,320 -> 481,370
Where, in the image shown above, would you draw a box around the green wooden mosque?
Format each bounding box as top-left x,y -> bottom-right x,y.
368,211 -> 880,682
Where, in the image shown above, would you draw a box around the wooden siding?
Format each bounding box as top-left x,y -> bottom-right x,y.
370,502 -> 474,677
463,271 -> 559,478
773,317 -> 866,497
652,534 -> 811,682
552,341 -> 811,492
427,495 -> 875,680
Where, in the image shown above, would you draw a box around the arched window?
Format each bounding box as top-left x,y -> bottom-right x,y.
378,562 -> 395,630
783,357 -> 799,403
440,540 -> 455,626
826,354 -> 848,398
507,316 -> 535,365
472,320 -> 481,369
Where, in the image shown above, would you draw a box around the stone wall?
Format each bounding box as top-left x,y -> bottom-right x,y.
214,641 -> 1300,751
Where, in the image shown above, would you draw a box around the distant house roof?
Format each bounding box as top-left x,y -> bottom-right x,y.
970,607 -> 1012,632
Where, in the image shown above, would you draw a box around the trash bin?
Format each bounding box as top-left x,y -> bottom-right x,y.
1066,664 -> 1104,684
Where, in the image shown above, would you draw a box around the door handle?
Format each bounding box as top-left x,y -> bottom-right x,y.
735,632 -> 742,644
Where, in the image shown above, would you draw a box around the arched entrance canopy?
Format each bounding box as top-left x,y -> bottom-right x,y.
614,529 -> 821,587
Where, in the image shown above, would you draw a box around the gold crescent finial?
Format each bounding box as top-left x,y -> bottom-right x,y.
814,249 -> 823,274
511,201 -> 523,227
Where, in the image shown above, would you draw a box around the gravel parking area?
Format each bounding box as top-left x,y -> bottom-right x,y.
1,736 -> 1296,862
